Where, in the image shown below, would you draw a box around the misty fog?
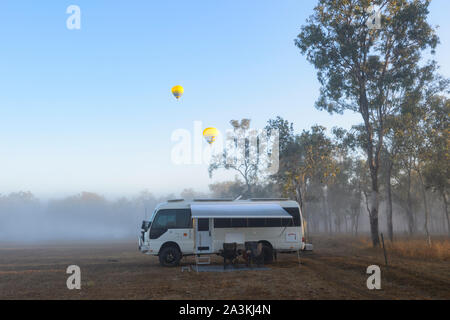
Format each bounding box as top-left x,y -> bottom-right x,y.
0,184 -> 447,243
0,191 -> 165,243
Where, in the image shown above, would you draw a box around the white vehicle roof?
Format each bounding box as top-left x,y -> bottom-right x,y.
191,203 -> 292,219
154,199 -> 300,210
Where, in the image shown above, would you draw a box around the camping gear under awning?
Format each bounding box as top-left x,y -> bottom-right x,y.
190,203 -> 292,219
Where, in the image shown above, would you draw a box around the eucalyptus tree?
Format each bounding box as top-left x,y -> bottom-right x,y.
266,121 -> 338,224
294,126 -> 337,217
209,119 -> 263,198
295,0 -> 439,246
423,96 -> 450,235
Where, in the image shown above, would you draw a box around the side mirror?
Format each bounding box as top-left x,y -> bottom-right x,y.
141,220 -> 151,231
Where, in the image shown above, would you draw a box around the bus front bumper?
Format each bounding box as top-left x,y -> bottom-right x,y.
138,237 -> 151,253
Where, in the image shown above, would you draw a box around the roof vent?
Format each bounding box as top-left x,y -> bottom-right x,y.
193,198 -> 234,202
250,198 -> 290,201
168,199 -> 184,203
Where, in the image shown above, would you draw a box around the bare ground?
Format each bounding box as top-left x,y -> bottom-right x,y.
0,236 -> 449,300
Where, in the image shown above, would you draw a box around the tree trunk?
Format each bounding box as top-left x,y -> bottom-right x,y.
295,184 -> 303,213
368,163 -> 380,246
323,187 -> 332,234
245,179 -> 252,199
335,215 -> 340,233
351,212 -> 356,236
386,162 -> 394,242
295,183 -> 309,241
406,168 -> 415,235
442,191 -> 450,236
345,217 -> 348,233
359,87 -> 380,247
355,207 -> 360,236
322,188 -> 329,233
418,170 -> 431,246
368,189 -> 380,246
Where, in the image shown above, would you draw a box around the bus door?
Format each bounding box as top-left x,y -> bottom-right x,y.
196,218 -> 213,253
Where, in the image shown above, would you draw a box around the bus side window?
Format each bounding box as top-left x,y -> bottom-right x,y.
266,218 -> 282,227
214,219 -> 231,228
153,211 -> 176,228
150,209 -> 191,239
281,218 -> 293,227
150,210 -> 176,239
175,209 -> 192,228
283,207 -> 301,227
231,218 -> 247,228
198,218 -> 209,231
248,218 -> 266,227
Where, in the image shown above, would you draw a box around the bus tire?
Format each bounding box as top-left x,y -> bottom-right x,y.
159,245 -> 181,267
260,242 -> 273,264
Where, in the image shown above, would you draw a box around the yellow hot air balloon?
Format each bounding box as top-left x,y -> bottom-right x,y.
203,127 -> 219,145
171,85 -> 184,100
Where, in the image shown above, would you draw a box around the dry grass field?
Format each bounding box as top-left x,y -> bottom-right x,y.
0,235 -> 449,300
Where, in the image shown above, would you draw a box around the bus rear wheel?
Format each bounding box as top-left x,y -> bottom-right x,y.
159,246 -> 181,267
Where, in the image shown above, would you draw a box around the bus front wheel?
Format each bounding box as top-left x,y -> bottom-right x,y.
159,246 -> 181,267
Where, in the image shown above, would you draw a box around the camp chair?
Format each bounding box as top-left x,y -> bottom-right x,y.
222,243 -> 239,269
244,241 -> 264,268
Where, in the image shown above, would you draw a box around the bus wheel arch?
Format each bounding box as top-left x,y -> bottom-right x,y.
258,240 -> 274,264
158,242 -> 182,267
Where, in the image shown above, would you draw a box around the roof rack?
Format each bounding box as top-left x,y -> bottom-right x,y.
168,199 -> 185,203
193,198 -> 234,202
250,198 -> 290,201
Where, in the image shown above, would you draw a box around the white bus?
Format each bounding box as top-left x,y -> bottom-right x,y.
138,199 -> 308,267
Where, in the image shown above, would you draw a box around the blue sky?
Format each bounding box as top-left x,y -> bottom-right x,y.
0,1 -> 449,199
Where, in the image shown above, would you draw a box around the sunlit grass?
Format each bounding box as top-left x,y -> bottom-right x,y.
353,235 -> 450,261
386,239 -> 450,261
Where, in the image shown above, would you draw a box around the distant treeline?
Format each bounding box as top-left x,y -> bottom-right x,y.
0,191 -> 171,242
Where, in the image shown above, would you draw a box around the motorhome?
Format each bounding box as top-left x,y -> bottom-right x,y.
139,198 -> 309,267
